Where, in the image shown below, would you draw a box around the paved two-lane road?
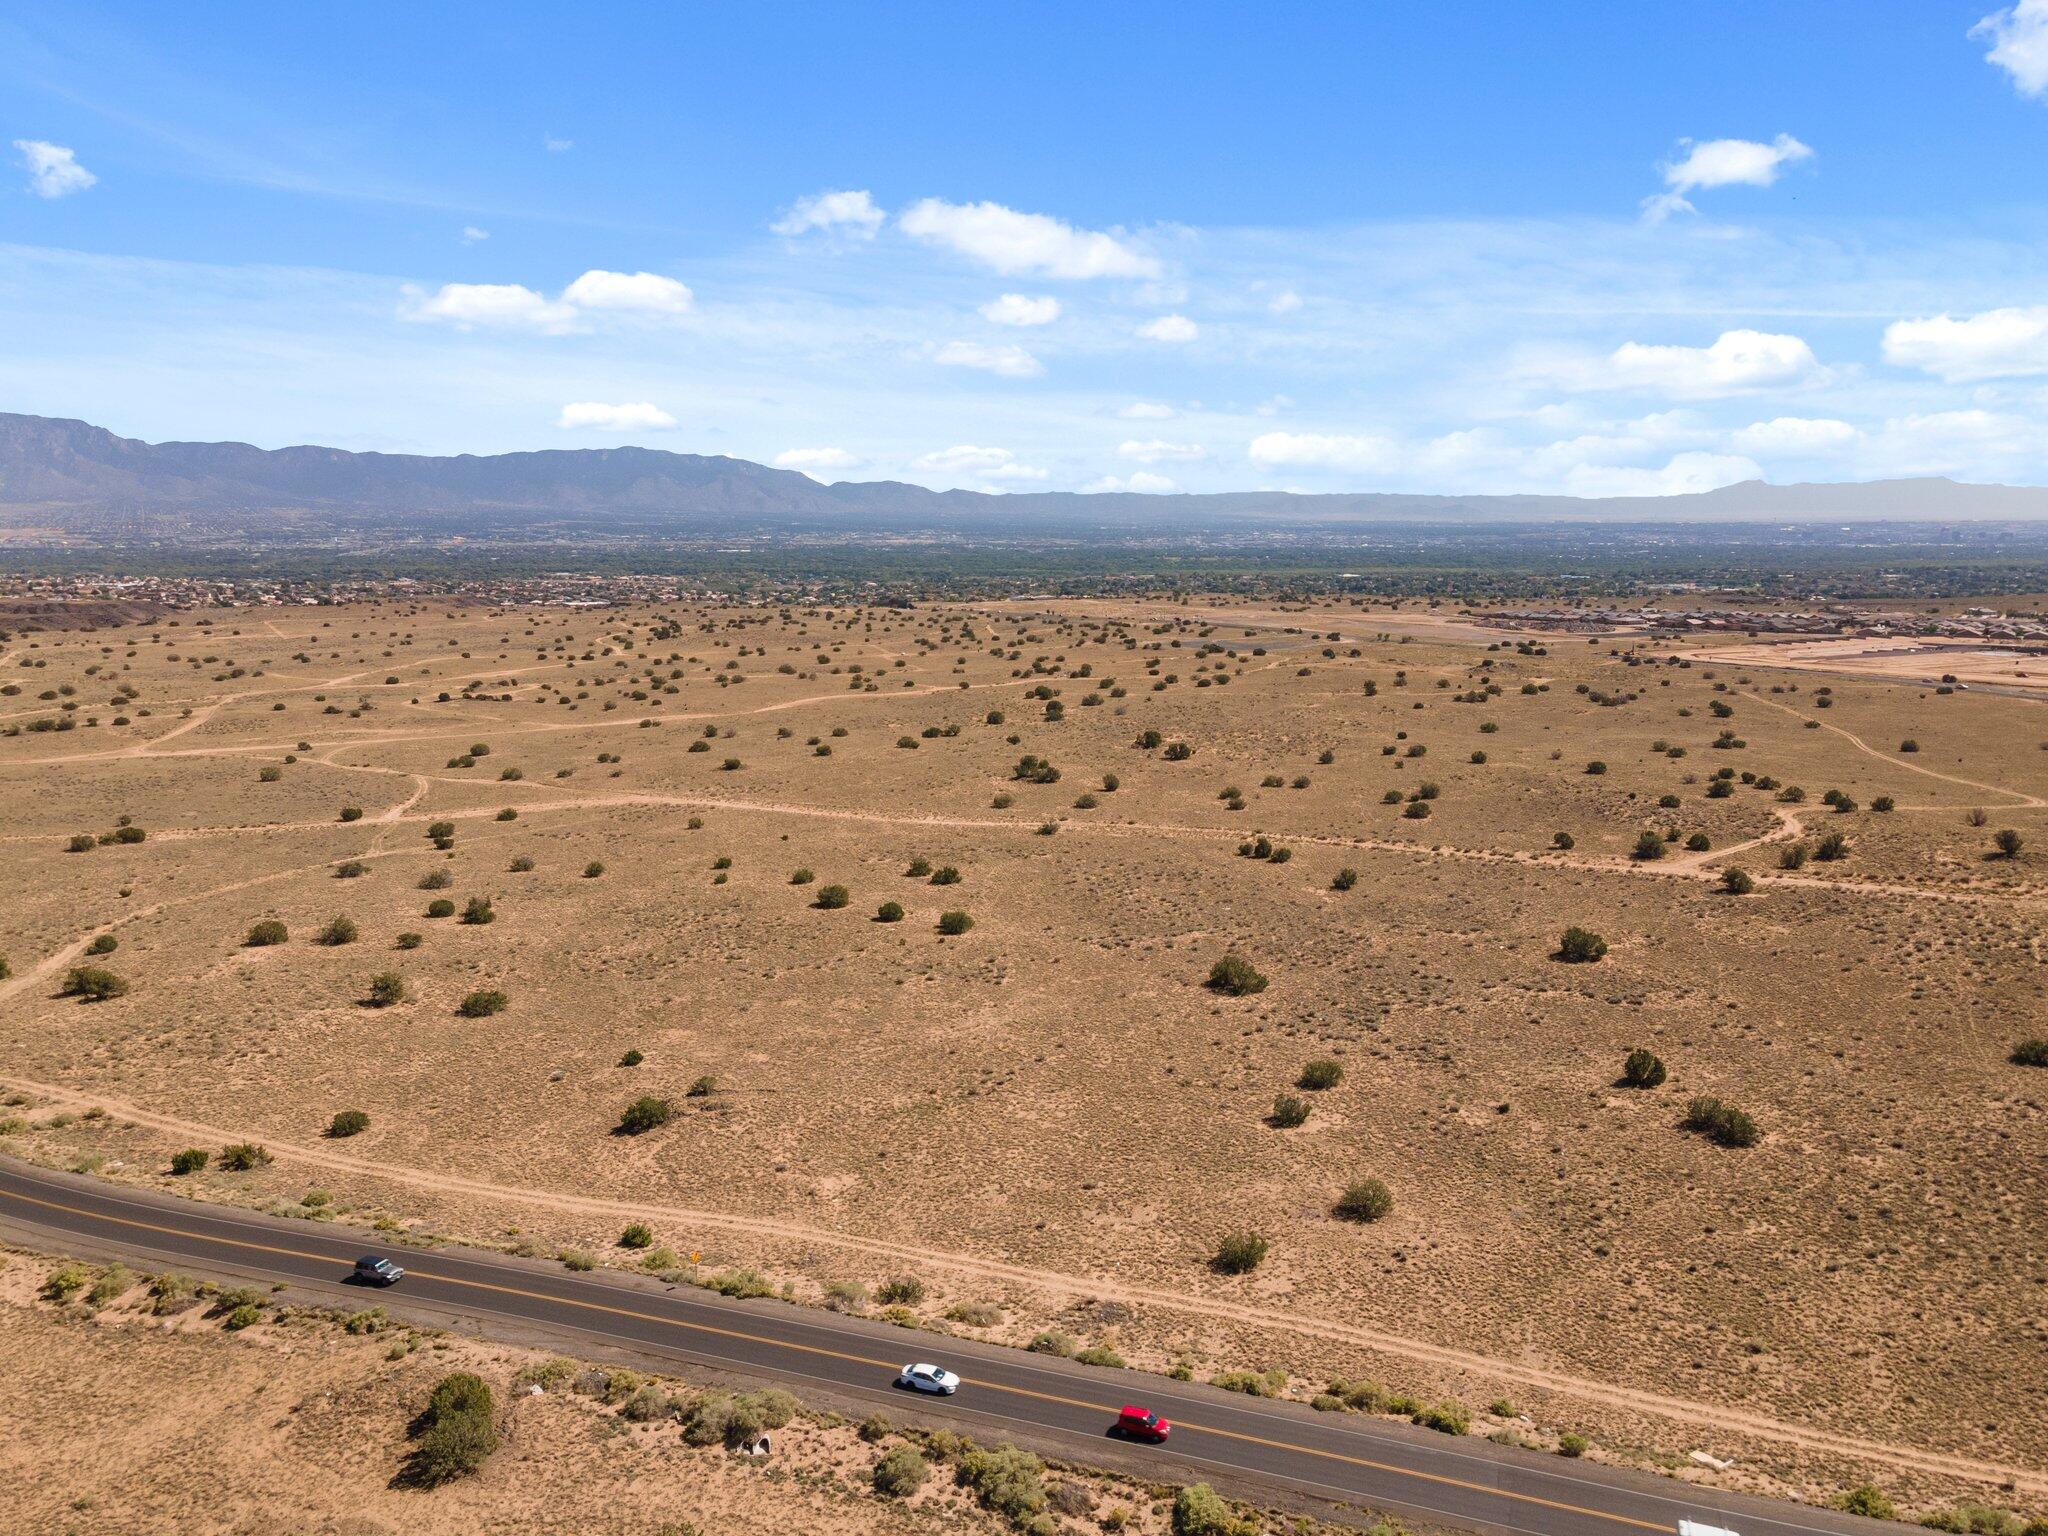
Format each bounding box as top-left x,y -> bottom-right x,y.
0,1158 -> 1893,1536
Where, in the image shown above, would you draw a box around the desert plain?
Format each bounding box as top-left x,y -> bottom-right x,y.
1,594 -> 2043,1524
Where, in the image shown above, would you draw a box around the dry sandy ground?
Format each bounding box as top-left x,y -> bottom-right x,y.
0,595 -> 2044,1520
1674,637 -> 2048,693
0,1247 -> 1254,1536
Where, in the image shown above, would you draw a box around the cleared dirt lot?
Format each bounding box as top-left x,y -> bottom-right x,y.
1,596 -> 2043,1515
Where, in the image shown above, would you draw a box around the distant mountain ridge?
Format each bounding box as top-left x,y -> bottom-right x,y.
3,411 -> 2045,536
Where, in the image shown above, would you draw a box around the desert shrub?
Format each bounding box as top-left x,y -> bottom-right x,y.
457,988 -> 508,1017
1012,754 -> 1060,784
217,1142 -> 272,1171
460,895 -> 494,925
245,919 -> 288,947
905,857 -> 932,877
930,865 -> 962,885
873,1443 -> 928,1497
1813,830 -> 1848,861
2011,1039 -> 2048,1067
876,901 -> 904,923
1834,1486 -> 1898,1521
63,965 -> 129,1001
687,1074 -> 718,1097
419,869 -> 453,890
1298,1058 -> 1343,1090
317,916 -> 359,946
334,860 -> 366,879
1206,955 -> 1267,995
1413,1401 -> 1469,1434
815,884 -> 851,909
1555,927 -> 1607,963
1995,828 -> 2024,858
169,1148 -> 208,1175
426,820 -> 455,841
876,1274 -> 925,1305
327,1109 -> 370,1138
509,855 -> 535,872
1682,1095 -> 1759,1148
1211,1366 -> 1286,1397
66,833 -> 96,853
1779,842 -> 1809,869
1212,1232 -> 1268,1274
1621,1048 -> 1666,1089
949,1301 -> 1003,1326
1029,1329 -> 1078,1357
88,1263 -> 134,1307
584,860 -> 606,878
1172,1483 -> 1251,1536
1269,1093 -> 1310,1128
956,1444 -> 1048,1525
618,1095 -> 672,1134
426,898 -> 456,919
1330,866 -> 1358,891
1334,1177 -> 1394,1222
937,910 -> 973,935
823,1279 -> 868,1312
366,972 -> 406,1007
619,1048 -> 644,1067
339,806 -> 363,822
1557,1432 -> 1589,1457
1074,1344 -> 1125,1368
86,934 -> 117,955
1552,831 -> 1575,850
1632,831 -> 1666,861
1721,866 -> 1755,895
406,1371 -> 499,1486
619,1222 -> 654,1249
790,867 -> 815,885
709,1268 -> 773,1299
42,1263 -> 91,1301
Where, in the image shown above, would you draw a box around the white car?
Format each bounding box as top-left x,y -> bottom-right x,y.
897,1362 -> 961,1395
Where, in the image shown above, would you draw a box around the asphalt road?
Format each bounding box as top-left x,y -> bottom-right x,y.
0,1157 -> 1894,1536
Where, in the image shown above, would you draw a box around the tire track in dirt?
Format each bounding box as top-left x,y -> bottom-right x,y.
1741,691 -> 2045,808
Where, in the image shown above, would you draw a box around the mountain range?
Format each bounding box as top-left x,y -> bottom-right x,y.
4,411 -> 2046,540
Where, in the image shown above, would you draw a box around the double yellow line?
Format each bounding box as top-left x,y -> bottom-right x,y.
4,1183 -> 1668,1532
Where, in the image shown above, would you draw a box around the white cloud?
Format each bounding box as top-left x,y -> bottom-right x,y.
1254,394 -> 1293,417
1732,416 -> 1861,455
1883,305 -> 2048,381
1118,401 -> 1175,419
930,339 -> 1044,378
561,269 -> 693,313
774,447 -> 861,473
1117,439 -> 1205,463
1643,134 -> 1812,221
1565,451 -> 1762,497
544,135 -> 574,152
555,401 -> 676,430
1248,431 -> 1398,471
1083,472 -> 1178,493
1603,329 -> 1822,396
14,139 -> 95,198
899,198 -> 1159,279
912,444 -> 1046,480
774,189 -> 885,239
460,226 -> 490,244
1138,314 -> 1198,343
405,282 -> 580,332
979,293 -> 1061,326
1269,290 -> 1303,315
1975,1 -> 2048,95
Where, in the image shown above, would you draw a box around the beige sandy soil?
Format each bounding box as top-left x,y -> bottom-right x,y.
1676,636 -> 2048,692
0,596 -> 2043,1518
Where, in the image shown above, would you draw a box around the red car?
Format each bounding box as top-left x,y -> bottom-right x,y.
1115,1405 -> 1171,1442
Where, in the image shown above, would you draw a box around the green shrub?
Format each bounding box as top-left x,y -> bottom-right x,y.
2011,1038 -> 2048,1068
42,1263 -> 91,1301
1621,1049 -> 1666,1089
1334,1177 -> 1393,1222
457,989 -> 507,1017
1413,1401 -> 1469,1435
63,965 -> 129,1000
1555,927 -> 1607,963
1682,1095 -> 1759,1148
426,898 -> 456,918
169,1148 -> 208,1175
1557,1432 -> 1589,1457
1632,831 -> 1666,861
1269,1093 -> 1310,1128
876,1274 -> 925,1305
618,1095 -> 673,1134
937,910 -> 973,935
956,1443 -> 1048,1525
217,1142 -> 272,1172
366,972 -> 406,1007
406,1371 -> 499,1486
1298,1058 -> 1342,1090
876,901 -> 905,923
1028,1329 -> 1078,1357
460,895 -> 494,925
1833,1485 -> 1898,1521
619,1048 -> 644,1067
1331,867 -> 1358,891
86,934 -> 117,955
1074,1345 -> 1126,1368
1212,1232 -> 1268,1273
815,884 -> 851,909
1721,866 -> 1755,895
1206,955 -> 1267,995
1172,1483 -> 1251,1536
245,919 -> 288,947
317,916 -> 358,946
327,1109 -> 370,1138
873,1443 -> 928,1497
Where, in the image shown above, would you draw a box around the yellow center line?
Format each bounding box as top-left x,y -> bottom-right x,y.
3,1184 -> 1669,1533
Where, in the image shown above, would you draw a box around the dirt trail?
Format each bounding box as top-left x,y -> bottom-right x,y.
1742,691 -> 2045,808
1,1072 -> 2038,1493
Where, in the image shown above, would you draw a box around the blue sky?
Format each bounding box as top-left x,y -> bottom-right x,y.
5,1 -> 2048,496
